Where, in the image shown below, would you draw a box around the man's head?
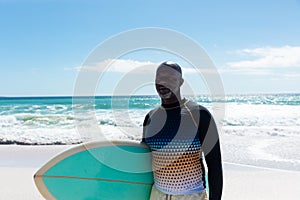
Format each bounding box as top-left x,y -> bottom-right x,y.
155,61 -> 184,103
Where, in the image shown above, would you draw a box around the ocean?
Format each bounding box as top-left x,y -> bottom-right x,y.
1,94 -> 300,170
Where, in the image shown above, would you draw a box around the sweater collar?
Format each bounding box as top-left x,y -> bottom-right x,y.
161,98 -> 187,109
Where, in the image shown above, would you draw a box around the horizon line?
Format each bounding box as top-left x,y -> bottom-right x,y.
1,92 -> 300,98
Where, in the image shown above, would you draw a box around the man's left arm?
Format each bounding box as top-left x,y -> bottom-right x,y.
199,109 -> 223,200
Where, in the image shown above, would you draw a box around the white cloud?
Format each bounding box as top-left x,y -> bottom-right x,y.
67,59 -> 219,75
182,67 -> 220,74
227,46 -> 300,69
78,59 -> 157,73
283,73 -> 300,80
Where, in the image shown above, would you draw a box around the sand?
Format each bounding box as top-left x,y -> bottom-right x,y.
1,145 -> 300,200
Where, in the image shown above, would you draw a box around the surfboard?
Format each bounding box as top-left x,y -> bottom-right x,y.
34,140 -> 154,200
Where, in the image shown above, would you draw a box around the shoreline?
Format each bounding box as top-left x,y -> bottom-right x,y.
1,143 -> 300,172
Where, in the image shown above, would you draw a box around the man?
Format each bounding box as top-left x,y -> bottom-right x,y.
142,61 -> 223,200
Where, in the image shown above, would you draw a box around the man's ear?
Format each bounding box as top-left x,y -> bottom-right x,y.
180,78 -> 184,86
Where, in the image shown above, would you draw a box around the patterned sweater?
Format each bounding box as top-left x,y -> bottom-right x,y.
142,99 -> 223,199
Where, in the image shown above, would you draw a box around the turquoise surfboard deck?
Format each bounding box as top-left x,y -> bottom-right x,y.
34,140 -> 154,200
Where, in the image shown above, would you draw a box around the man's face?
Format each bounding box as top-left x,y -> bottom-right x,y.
155,66 -> 183,99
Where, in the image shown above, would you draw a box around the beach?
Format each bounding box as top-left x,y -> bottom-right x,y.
1,144 -> 300,200
1,95 -> 300,199
2,0 -> 300,198
0,145 -> 67,199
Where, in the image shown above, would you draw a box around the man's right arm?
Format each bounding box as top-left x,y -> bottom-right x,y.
141,114 -> 150,143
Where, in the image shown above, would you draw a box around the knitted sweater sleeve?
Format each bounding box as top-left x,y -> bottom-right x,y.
198,108 -> 223,200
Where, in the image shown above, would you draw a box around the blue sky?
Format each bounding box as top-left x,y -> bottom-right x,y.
1,0 -> 300,96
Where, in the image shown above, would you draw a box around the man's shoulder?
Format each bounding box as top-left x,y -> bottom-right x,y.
145,106 -> 161,116
185,99 -> 209,112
